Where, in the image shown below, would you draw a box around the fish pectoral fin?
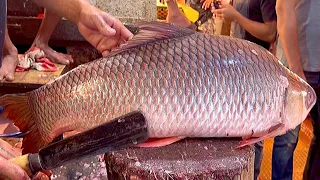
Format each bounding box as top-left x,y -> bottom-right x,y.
237,137 -> 264,149
135,137 -> 186,148
237,124 -> 286,149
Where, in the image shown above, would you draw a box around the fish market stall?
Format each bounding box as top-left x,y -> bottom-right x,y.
2,1 -> 314,180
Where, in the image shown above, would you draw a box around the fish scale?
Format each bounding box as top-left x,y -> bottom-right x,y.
0,22 -> 316,153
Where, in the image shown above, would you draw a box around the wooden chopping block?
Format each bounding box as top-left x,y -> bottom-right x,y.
105,138 -> 254,180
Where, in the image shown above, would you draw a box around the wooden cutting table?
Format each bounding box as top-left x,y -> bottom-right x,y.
0,54 -> 67,95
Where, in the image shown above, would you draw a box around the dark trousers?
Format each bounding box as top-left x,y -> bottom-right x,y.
303,71 -> 320,180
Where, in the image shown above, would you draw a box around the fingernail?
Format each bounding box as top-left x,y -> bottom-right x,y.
102,51 -> 110,57
41,174 -> 48,180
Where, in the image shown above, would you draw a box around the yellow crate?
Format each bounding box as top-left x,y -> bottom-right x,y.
157,6 -> 184,20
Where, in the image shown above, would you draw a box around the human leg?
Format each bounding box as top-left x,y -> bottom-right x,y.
31,9 -> 73,65
165,0 -> 193,28
303,71 -> 320,180
254,141 -> 264,180
0,27 -> 18,81
271,125 -> 300,180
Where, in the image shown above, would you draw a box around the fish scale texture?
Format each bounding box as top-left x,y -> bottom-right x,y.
30,32 -> 287,143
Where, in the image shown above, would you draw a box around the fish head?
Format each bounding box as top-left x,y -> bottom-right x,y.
282,74 -> 316,129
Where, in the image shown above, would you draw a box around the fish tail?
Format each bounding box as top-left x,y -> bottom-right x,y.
0,93 -> 45,153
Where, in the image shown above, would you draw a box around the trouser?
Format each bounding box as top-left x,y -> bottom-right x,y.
303,71 -> 320,180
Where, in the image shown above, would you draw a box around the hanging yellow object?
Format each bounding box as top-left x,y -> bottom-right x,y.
157,1 -> 199,23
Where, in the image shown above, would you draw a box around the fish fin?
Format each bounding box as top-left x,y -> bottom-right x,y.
21,128 -> 47,154
0,93 -> 45,154
136,137 -> 185,148
107,21 -> 195,56
237,124 -> 286,149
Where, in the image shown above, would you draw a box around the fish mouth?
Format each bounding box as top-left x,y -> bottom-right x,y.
0,130 -> 30,138
305,86 -> 317,112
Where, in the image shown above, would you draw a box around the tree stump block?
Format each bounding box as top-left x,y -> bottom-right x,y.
106,138 -> 254,180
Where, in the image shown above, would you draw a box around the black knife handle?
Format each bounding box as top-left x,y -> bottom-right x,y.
38,111 -> 149,170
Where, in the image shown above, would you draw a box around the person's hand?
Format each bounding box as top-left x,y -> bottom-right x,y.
0,139 -> 51,180
201,0 -> 213,10
211,0 -> 239,22
77,5 -> 134,57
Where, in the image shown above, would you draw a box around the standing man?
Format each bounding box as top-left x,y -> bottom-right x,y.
211,0 -> 277,179
276,0 -> 320,179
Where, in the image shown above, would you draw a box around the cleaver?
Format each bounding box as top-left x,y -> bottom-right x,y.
8,111 -> 149,177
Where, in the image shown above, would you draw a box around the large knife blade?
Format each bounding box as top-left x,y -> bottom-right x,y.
9,111 -> 149,177
0,0 -> 7,67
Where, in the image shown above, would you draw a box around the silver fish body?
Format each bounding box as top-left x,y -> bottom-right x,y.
0,22 -> 316,152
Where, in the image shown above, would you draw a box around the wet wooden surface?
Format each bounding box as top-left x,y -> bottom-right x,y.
0,54 -> 67,89
106,138 -> 255,180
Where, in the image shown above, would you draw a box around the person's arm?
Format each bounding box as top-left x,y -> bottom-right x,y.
234,15 -> 276,43
30,0 -> 133,56
212,0 -> 277,43
276,0 -> 305,79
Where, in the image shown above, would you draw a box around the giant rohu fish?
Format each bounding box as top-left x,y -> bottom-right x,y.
0,22 -> 316,153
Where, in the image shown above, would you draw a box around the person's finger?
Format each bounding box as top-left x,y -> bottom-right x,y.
202,0 -> 208,9
96,36 -> 119,55
118,37 -> 127,46
205,0 -> 212,9
101,12 -> 133,41
33,171 -> 52,180
0,139 -> 22,159
0,156 -> 31,180
211,4 -> 216,13
213,8 -> 223,14
41,170 -> 52,177
205,2 -> 211,9
120,26 -> 134,41
93,12 -> 116,36
102,50 -> 110,57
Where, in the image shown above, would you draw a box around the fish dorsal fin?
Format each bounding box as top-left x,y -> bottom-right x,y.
107,21 -> 196,56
